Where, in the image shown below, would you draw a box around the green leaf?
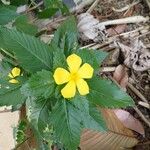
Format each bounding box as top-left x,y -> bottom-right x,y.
51,89 -> 106,149
0,5 -> 18,25
51,16 -> 78,56
13,15 -> 38,35
59,3 -> 69,15
94,50 -> 108,64
0,79 -> 25,106
72,95 -> 107,131
43,0 -> 69,15
43,0 -> 56,8
53,47 -> 67,70
76,48 -> 108,71
10,0 -> 27,6
0,27 -> 53,73
87,76 -> 134,108
38,8 -> 59,18
21,70 -> 55,99
15,120 -> 27,144
0,60 -> 11,78
26,97 -> 51,149
50,100 -> 82,150
88,103 -> 107,131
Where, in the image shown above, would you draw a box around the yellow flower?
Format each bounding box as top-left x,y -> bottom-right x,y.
53,54 -> 94,98
8,67 -> 21,84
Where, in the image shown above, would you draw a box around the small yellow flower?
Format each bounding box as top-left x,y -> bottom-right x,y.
53,54 -> 94,98
8,67 -> 21,84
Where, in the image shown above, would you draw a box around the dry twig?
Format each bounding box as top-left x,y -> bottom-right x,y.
112,0 -> 141,12
80,43 -> 96,49
40,16 -> 67,31
71,0 -> 95,13
0,109 -> 12,113
127,82 -> 148,103
135,31 -> 150,39
27,1 -> 43,12
134,106 -> 150,128
108,26 -> 149,42
87,0 -> 100,13
101,67 -> 116,72
96,16 -> 149,28
138,101 -> 150,109
109,76 -> 150,127
145,0 -> 150,9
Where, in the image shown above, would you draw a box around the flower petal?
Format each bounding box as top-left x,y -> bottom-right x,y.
67,54 -> 82,73
11,67 -> 21,77
53,68 -> 70,85
61,81 -> 76,98
78,63 -> 94,79
8,73 -> 13,78
76,79 -> 89,95
9,79 -> 19,84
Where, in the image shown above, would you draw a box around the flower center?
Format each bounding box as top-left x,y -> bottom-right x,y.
70,72 -> 80,82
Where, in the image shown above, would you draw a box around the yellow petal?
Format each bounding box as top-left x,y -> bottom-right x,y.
78,63 -> 94,79
67,54 -> 82,73
76,79 -> 89,95
9,79 -> 19,84
53,68 -> 70,85
61,81 -> 76,98
8,73 -> 13,78
11,67 -> 21,77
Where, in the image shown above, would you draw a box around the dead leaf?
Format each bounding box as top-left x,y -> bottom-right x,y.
77,13 -> 107,42
113,65 -> 128,89
102,49 -> 120,65
77,13 -> 99,41
117,39 -> 150,71
80,109 -> 138,150
123,5 -> 134,17
107,24 -> 127,36
40,35 -> 53,44
114,109 -> 145,136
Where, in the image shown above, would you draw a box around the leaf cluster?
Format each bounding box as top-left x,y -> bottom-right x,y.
0,0 -> 69,30
39,0 -> 69,18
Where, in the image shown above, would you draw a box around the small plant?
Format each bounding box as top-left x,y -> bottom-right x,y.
0,17 -> 134,149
